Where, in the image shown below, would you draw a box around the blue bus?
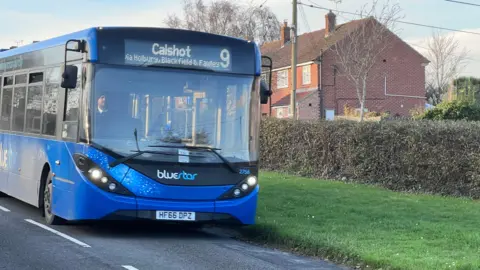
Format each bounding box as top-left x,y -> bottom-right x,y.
0,27 -> 273,226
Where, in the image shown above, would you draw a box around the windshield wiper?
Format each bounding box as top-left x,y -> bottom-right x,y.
148,144 -> 238,173
109,129 -> 189,168
109,129 -> 144,168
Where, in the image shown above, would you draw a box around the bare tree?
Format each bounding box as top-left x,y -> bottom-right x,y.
425,31 -> 468,105
164,0 -> 280,45
331,0 -> 402,121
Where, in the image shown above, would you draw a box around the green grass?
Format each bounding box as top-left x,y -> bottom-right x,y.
239,171 -> 480,270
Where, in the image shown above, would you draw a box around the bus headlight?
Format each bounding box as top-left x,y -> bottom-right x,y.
218,175 -> 258,200
246,176 -> 257,186
73,154 -> 134,196
89,168 -> 103,180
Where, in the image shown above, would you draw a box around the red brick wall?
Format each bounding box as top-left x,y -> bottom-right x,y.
321,32 -> 427,116
298,91 -> 320,120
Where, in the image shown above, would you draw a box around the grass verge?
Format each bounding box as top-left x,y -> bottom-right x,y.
239,171 -> 480,270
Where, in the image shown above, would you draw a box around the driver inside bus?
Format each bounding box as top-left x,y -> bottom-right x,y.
97,94 -> 108,115
92,92 -> 110,138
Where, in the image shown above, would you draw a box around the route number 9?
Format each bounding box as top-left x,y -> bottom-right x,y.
220,49 -> 230,69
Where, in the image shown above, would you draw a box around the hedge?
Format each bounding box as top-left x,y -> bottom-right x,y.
416,100 -> 480,121
259,117 -> 480,198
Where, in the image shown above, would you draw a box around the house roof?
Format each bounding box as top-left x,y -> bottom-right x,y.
261,17 -> 429,69
272,91 -> 316,107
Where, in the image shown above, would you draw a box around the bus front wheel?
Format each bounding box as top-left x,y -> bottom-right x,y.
43,172 -> 65,225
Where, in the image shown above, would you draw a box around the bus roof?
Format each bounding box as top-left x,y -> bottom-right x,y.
0,28 -> 96,59
0,27 -> 262,76
0,27 -> 252,59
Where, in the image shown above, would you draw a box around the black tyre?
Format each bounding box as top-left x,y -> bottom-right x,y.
43,172 -> 65,225
0,191 -> 7,197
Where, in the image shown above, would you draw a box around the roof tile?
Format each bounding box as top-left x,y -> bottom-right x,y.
261,19 -> 366,69
260,17 -> 429,69
272,91 -> 316,107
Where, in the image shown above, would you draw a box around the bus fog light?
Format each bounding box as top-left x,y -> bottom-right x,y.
246,176 -> 257,186
108,183 -> 116,191
89,169 -> 102,180
241,183 -> 249,191
101,177 -> 108,184
233,189 -> 241,197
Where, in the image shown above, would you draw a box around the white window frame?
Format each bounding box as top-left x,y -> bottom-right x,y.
275,106 -> 288,118
277,70 -> 288,89
302,65 -> 311,85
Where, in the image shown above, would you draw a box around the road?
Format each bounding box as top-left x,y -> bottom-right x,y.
0,196 -> 346,270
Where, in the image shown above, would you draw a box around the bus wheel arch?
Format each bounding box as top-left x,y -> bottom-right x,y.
38,163 -> 50,213
38,163 -> 65,225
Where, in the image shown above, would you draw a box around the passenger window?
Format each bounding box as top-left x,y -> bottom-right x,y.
43,67 -> 60,136
15,74 -> 27,85
0,88 -> 12,130
12,87 -> 26,132
29,72 -> 44,84
26,85 -> 42,134
3,76 -> 13,87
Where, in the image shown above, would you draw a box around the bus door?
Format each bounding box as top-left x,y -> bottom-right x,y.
54,63 -> 82,193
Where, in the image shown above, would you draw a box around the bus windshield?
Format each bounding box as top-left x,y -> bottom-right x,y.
91,64 -> 257,164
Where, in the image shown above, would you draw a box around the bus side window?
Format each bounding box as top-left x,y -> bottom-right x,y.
0,88 -> 12,130
42,67 -> 61,136
26,85 -> 43,134
12,86 -> 26,132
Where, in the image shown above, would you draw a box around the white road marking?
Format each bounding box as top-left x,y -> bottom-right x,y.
122,266 -> 139,270
24,219 -> 91,248
0,205 -> 11,212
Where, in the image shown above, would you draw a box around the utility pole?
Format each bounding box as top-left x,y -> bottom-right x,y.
290,0 -> 298,119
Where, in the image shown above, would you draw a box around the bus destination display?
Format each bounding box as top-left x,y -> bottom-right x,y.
124,39 -> 232,72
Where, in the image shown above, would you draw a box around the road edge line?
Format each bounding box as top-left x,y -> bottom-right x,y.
24,219 -> 91,248
122,266 -> 139,270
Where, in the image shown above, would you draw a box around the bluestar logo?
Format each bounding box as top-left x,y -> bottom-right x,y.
157,170 -> 197,181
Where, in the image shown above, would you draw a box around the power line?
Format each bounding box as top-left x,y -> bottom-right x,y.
298,1 -> 480,36
445,0 -> 480,7
408,42 -> 479,61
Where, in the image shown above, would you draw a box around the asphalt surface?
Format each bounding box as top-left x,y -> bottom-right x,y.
0,196 -> 347,270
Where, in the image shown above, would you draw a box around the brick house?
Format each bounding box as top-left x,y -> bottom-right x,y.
261,11 -> 430,119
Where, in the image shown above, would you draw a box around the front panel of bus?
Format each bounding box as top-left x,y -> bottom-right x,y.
70,28 -> 262,225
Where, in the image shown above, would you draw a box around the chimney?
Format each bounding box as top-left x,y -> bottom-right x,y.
325,10 -> 336,37
280,20 -> 291,46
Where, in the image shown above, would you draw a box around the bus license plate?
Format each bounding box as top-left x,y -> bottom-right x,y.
155,211 -> 196,221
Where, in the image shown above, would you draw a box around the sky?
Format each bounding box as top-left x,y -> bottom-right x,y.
1,0 -> 480,76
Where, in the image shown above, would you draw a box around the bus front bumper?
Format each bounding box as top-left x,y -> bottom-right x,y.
94,186 -> 259,225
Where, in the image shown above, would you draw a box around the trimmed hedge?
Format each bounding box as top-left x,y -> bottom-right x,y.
259,117 -> 480,198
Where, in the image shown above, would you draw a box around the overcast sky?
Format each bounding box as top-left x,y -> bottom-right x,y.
1,0 -> 479,76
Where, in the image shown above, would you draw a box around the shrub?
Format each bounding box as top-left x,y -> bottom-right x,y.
260,117 -> 480,198
364,111 -> 381,118
416,100 -> 480,121
343,104 -> 357,117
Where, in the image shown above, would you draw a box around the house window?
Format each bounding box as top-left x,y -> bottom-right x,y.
302,65 -> 311,85
277,70 -> 288,89
276,107 -> 287,118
